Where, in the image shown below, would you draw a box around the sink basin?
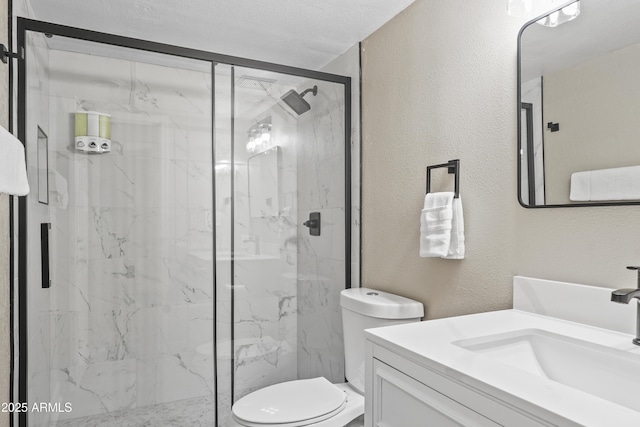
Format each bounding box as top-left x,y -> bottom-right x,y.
454,328 -> 640,412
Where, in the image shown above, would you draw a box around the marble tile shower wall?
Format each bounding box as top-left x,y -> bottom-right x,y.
43,50 -> 215,422
25,31 -> 53,427
296,81 -> 346,383
24,42 -> 355,427
231,108 -> 299,403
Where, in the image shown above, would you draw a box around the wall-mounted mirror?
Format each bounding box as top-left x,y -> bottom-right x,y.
518,0 -> 640,207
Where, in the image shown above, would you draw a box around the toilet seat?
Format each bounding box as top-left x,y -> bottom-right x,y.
232,377 -> 347,427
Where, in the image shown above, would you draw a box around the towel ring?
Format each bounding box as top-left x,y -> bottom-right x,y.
426,159 -> 460,198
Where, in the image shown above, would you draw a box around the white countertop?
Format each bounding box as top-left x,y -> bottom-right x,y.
365,309 -> 640,427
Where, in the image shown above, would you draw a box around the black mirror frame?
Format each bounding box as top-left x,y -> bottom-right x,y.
516,2 -> 640,209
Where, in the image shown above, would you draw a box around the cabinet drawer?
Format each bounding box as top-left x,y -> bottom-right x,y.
372,359 -> 500,427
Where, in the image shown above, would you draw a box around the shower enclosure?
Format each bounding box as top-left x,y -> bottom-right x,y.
13,18 -> 351,426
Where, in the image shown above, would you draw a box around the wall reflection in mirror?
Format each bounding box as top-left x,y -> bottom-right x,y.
518,0 -> 640,207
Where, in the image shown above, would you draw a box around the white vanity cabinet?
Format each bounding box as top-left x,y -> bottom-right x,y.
361,278 -> 640,427
365,342 -> 550,427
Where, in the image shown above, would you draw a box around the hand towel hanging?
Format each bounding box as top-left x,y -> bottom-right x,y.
419,192 -> 465,259
420,192 -> 454,257
0,125 -> 29,196
443,196 -> 465,259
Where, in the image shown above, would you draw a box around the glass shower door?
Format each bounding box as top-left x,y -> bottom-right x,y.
214,65 -> 348,425
21,29 -> 216,426
19,18 -> 351,427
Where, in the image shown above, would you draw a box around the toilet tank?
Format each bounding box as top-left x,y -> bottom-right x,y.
340,287 -> 424,393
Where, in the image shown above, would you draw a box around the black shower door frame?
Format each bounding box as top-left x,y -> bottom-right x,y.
13,17 -> 351,427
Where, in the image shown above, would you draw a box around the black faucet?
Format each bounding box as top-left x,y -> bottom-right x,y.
611,266 -> 640,346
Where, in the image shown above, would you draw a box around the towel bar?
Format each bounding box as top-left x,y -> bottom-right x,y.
426,159 -> 460,198
0,44 -> 21,63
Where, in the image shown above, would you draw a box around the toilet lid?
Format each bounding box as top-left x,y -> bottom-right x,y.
232,377 -> 347,426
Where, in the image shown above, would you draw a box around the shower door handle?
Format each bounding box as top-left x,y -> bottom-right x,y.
303,212 -> 321,236
41,223 -> 51,289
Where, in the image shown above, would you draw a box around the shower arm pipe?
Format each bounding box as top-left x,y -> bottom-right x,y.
300,85 -> 318,98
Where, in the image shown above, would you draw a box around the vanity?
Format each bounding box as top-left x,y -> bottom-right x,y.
362,1 -> 640,424
364,277 -> 640,427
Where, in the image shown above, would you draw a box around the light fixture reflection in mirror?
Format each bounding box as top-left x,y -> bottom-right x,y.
536,2 -> 580,27
508,0 -> 580,25
246,118 -> 272,154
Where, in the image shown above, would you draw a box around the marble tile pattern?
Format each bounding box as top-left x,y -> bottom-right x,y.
34,48 -> 215,422
25,44 -> 356,427
212,65 -> 234,427
296,79 -> 347,383
222,70 -> 350,420
25,30 -> 53,427
230,106 -> 299,405
53,395 -> 214,427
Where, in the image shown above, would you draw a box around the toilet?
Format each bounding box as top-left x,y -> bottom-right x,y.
230,287 -> 424,427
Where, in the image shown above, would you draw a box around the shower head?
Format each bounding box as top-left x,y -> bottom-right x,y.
280,85 -> 317,115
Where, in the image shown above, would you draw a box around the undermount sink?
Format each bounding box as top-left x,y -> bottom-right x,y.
454,328 -> 640,412
365,278 -> 640,426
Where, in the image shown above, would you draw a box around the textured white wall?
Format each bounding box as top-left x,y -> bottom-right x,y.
361,0 -> 522,319
361,0 -> 640,320
543,41 -> 640,204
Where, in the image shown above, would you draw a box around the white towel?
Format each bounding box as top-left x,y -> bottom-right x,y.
420,192 -> 454,257
570,166 -> 640,201
443,197 -> 465,259
0,125 -> 29,196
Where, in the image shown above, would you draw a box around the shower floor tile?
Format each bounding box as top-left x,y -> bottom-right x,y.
53,395 -> 214,426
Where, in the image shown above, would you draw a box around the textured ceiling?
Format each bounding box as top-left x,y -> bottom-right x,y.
26,0 -> 416,70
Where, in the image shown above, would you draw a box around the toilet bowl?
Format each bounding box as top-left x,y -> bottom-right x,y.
229,379 -> 363,427
229,287 -> 424,427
